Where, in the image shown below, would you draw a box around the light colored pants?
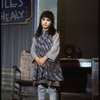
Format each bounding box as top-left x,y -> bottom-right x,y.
37,84 -> 57,100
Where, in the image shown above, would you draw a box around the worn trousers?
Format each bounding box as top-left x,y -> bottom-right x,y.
37,84 -> 57,100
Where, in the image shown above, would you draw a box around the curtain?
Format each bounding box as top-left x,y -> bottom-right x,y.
1,19 -> 35,91
1,21 -> 34,68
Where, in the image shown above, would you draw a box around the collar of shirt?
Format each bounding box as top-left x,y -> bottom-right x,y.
42,30 -> 48,37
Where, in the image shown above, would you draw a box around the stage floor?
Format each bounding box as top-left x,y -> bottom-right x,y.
1,90 -> 91,100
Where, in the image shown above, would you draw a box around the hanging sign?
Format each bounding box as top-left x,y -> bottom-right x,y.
1,0 -> 32,25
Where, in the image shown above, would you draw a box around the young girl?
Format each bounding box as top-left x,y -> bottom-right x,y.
31,10 -> 63,100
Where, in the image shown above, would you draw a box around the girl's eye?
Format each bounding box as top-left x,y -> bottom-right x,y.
47,19 -> 51,21
42,18 -> 45,21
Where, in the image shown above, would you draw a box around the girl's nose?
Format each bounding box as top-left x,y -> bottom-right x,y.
44,21 -> 47,23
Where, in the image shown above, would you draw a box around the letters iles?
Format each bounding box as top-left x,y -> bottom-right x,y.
1,0 -> 23,8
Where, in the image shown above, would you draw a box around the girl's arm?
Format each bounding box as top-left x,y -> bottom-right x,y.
31,37 -> 38,60
31,37 -> 44,66
45,32 -> 60,61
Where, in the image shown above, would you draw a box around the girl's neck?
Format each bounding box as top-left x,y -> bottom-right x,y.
42,28 -> 49,32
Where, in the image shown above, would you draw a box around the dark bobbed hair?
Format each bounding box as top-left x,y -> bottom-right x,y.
36,10 -> 56,37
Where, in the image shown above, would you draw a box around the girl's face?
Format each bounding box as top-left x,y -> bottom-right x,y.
41,17 -> 51,30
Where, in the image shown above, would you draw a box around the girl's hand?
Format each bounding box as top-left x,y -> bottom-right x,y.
39,56 -> 48,67
35,57 -> 42,66
35,56 -> 48,68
